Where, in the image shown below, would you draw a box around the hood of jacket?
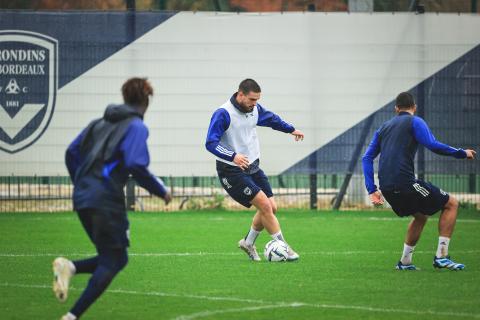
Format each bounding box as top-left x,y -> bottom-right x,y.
103,104 -> 143,123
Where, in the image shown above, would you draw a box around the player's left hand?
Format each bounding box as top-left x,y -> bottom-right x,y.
465,149 -> 476,159
163,192 -> 172,205
369,191 -> 384,206
291,130 -> 304,141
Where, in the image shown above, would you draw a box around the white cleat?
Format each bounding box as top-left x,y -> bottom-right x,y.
286,247 -> 300,261
238,238 -> 261,261
53,257 -> 74,303
60,313 -> 77,320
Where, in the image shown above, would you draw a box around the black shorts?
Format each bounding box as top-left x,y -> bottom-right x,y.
217,161 -> 273,208
382,180 -> 450,217
77,208 -> 130,249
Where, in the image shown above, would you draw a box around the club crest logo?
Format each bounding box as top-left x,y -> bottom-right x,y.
0,30 -> 58,153
243,187 -> 252,196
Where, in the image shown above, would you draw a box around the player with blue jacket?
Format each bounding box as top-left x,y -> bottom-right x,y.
206,79 -> 304,261
53,78 -> 171,320
362,92 -> 476,271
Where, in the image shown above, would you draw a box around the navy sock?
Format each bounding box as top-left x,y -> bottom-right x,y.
73,256 -> 98,274
70,248 -> 128,318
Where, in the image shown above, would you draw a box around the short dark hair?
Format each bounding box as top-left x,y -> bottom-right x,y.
238,78 -> 261,94
122,77 -> 153,107
395,92 -> 415,109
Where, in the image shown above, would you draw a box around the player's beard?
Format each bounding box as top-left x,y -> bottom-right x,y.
239,102 -> 254,113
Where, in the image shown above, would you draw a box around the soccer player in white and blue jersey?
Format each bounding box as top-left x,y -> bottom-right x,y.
362,92 -> 476,271
205,79 -> 304,261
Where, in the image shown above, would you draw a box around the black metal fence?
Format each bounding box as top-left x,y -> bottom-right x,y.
0,175 -> 336,212
1,172 -> 478,212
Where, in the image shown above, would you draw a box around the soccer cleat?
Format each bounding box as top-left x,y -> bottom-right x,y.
53,257 -> 75,302
433,256 -> 465,271
60,313 -> 77,320
286,247 -> 300,262
395,261 -> 418,270
238,238 -> 261,261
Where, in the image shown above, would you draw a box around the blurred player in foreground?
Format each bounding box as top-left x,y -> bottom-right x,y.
362,92 -> 476,271
205,78 -> 304,261
54,78 -> 171,319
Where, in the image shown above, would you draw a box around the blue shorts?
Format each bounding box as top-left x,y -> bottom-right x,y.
77,208 -> 130,249
382,180 -> 450,217
216,161 -> 273,208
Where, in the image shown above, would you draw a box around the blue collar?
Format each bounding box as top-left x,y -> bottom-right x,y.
398,111 -> 412,116
230,92 -> 248,113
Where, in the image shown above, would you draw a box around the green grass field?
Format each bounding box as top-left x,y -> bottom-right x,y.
1,210 -> 479,320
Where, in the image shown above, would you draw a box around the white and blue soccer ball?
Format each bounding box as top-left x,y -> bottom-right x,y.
264,239 -> 289,262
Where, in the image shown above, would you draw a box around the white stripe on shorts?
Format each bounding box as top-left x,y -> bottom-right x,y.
413,183 -> 429,197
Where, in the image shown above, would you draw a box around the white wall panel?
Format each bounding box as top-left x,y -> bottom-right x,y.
2,12 -> 480,176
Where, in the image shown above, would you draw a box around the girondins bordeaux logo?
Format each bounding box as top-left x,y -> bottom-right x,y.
0,30 -> 58,153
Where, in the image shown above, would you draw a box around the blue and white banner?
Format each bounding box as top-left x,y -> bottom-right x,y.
0,12 -> 479,176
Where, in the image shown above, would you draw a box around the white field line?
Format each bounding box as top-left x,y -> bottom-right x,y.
1,282 -> 479,319
174,302 -> 480,320
173,303 -> 304,320
0,282 -> 264,304
1,250 -> 479,258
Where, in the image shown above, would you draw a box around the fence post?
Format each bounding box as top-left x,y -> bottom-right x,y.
126,177 -> 136,211
126,0 -> 136,46
309,153 -> 317,210
469,173 -> 476,193
126,0 -> 136,10
309,174 -> 317,210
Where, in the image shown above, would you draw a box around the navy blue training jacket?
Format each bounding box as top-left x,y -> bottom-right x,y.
362,111 -> 466,194
65,104 -> 167,211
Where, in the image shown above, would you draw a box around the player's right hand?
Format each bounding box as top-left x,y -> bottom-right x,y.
233,153 -> 249,170
369,191 -> 384,206
465,149 -> 476,159
163,192 -> 172,205
291,129 -> 305,141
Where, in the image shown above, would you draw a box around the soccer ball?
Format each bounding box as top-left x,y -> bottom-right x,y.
264,239 -> 289,262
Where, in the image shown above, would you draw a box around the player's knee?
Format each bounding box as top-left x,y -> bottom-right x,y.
446,196 -> 459,210
260,204 -> 273,215
116,251 -> 129,272
257,199 -> 273,215
413,213 -> 428,223
100,249 -> 128,273
252,191 -> 273,214
91,265 -> 116,288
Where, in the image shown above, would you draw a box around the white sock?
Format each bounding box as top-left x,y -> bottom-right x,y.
400,243 -> 415,265
244,227 -> 261,246
436,236 -> 450,258
271,231 -> 286,244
